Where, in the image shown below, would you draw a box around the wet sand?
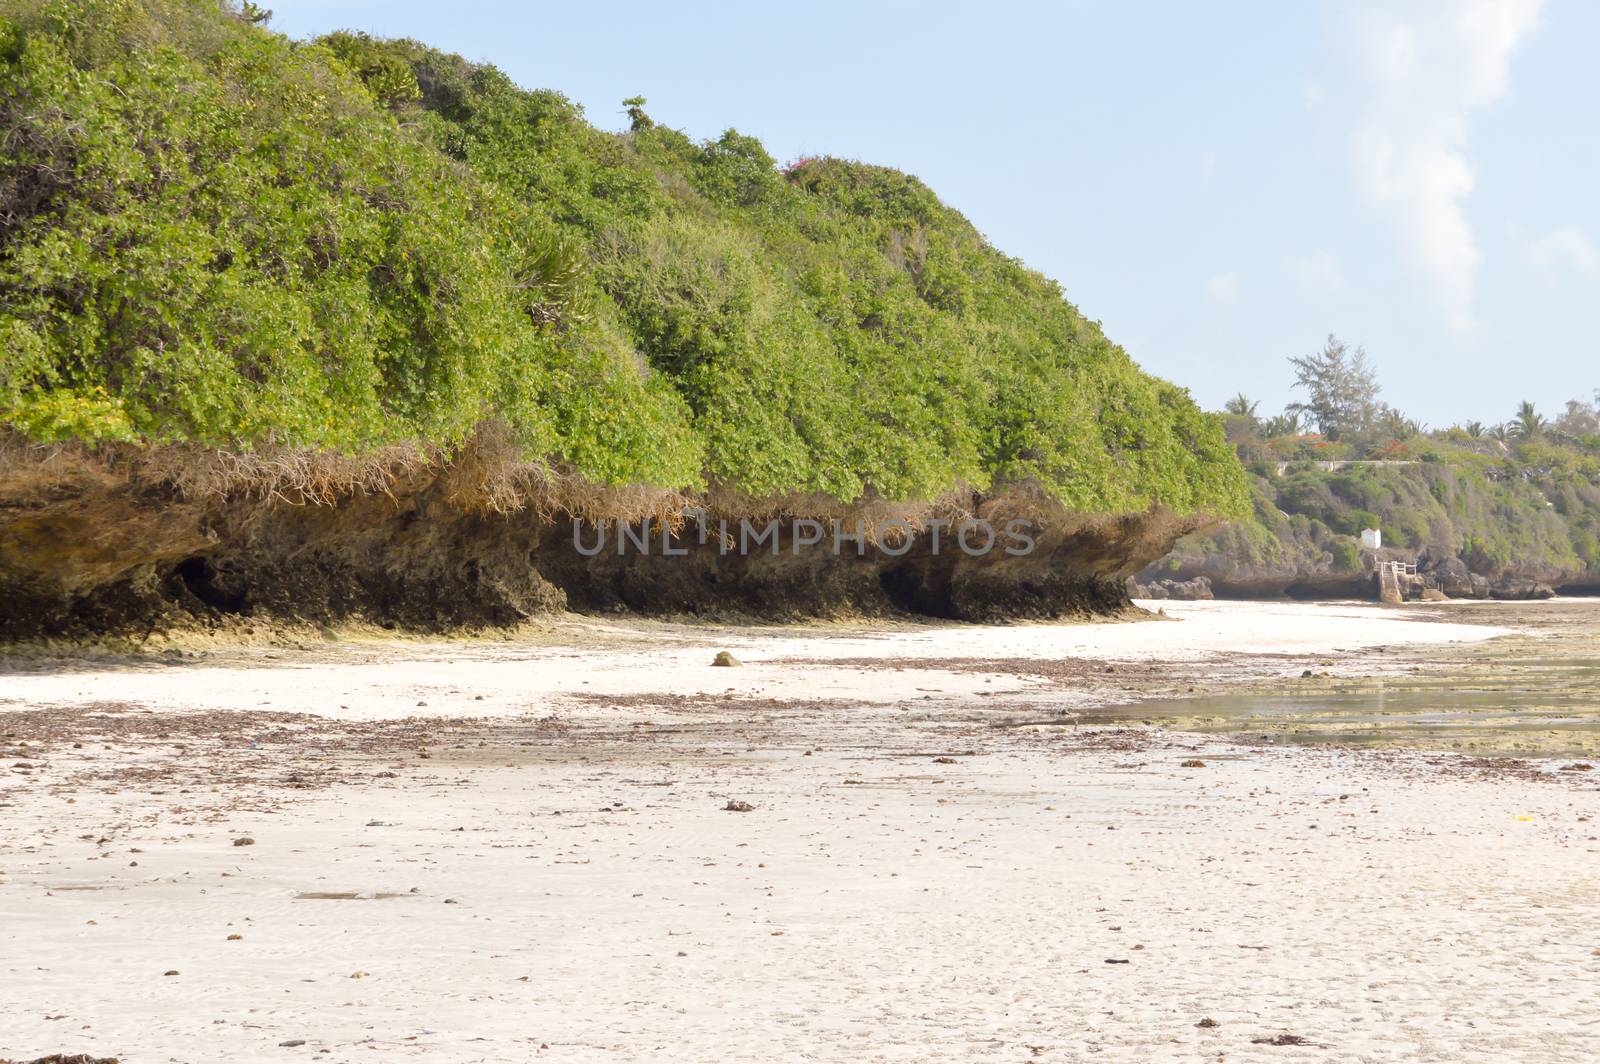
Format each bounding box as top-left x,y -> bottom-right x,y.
3,600 -> 1598,1062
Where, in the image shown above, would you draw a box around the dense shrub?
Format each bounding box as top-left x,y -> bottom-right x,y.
0,0 -> 1246,515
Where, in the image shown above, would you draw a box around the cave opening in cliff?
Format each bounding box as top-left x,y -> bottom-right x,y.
171,556 -> 248,615
878,566 -> 957,619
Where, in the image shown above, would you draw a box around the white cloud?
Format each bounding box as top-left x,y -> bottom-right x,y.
1284,251 -> 1346,296
1304,83 -> 1327,110
1347,0 -> 1544,331
1206,272 -> 1240,304
1526,226 -> 1600,278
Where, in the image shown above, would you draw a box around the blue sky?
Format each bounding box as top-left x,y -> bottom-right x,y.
269,0 -> 1596,427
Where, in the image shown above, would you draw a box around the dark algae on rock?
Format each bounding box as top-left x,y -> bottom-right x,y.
0,0 -> 1246,637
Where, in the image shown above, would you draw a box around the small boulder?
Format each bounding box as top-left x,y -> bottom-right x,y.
712,651 -> 741,667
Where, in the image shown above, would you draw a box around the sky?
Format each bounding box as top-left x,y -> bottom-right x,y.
267,0 -> 1597,428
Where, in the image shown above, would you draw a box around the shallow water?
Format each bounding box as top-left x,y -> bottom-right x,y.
1085,604 -> 1600,757
1086,680 -> 1600,755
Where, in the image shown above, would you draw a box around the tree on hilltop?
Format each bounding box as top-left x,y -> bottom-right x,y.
1286,335 -> 1381,442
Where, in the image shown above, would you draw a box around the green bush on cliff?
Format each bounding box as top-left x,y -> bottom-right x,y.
0,0 -> 1246,517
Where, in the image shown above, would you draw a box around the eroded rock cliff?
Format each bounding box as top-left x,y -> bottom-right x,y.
1,440 -> 1204,640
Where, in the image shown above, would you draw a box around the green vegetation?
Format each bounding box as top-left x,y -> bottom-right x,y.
1175,338 -> 1600,585
0,0 -> 1245,517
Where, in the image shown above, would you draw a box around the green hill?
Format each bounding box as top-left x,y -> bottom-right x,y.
0,0 -> 1244,516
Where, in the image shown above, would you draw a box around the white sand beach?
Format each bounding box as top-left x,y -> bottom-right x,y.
3,601 -> 1598,1063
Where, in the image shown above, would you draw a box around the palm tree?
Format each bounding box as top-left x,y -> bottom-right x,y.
1262,411 -> 1302,437
1462,420 -> 1486,438
1512,400 -> 1545,439
1489,423 -> 1512,443
1223,392 -> 1260,419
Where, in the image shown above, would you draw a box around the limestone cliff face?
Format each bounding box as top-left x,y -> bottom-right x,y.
0,442 -> 1205,640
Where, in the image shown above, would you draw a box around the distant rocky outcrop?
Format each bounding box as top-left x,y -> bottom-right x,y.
1141,539 -> 1568,603
1415,547 -> 1489,599
1488,579 -> 1556,601
1128,575 -> 1214,600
